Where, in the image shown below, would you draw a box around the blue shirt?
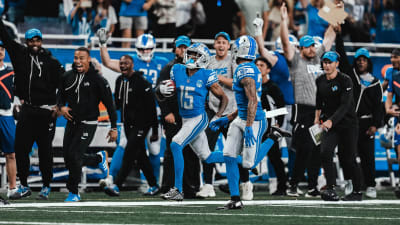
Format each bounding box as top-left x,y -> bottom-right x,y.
131,55 -> 169,88
68,9 -> 96,44
269,51 -> 294,105
171,64 -> 218,118
306,4 -> 329,38
233,62 -> 265,121
119,0 -> 147,17
374,1 -> 400,43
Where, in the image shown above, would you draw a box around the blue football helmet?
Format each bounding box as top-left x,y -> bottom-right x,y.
275,34 -> 298,53
183,42 -> 211,69
231,35 -> 257,62
136,34 -> 156,61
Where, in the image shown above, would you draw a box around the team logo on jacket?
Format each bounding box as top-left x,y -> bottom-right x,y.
84,82 -> 90,86
332,85 -> 338,92
196,80 -> 203,88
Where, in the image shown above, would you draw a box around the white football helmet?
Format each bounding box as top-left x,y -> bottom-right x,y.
183,42 -> 211,69
275,34 -> 299,53
135,34 -> 156,61
231,35 -> 258,62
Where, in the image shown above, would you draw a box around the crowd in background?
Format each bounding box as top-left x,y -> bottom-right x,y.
0,0 -> 399,47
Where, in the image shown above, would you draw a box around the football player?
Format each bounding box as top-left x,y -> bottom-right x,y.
156,42 -> 229,201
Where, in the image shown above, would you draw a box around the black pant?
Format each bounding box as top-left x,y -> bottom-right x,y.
114,125 -> 157,188
321,126 -> 362,192
267,140 -> 288,191
63,122 -> 100,194
290,105 -> 321,189
15,105 -> 56,187
202,108 -> 249,184
161,121 -> 200,196
357,119 -> 376,188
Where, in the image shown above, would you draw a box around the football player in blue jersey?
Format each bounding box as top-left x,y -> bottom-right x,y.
210,35 -> 269,210
97,29 -> 168,191
156,42 -> 229,201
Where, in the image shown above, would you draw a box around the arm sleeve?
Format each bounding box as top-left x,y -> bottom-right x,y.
335,33 -> 352,75
114,76 -> 122,110
143,79 -> 159,129
372,83 -> 384,128
57,73 -> 67,107
99,77 -> 117,128
315,78 -> 323,110
329,76 -> 354,127
0,19 -> 24,61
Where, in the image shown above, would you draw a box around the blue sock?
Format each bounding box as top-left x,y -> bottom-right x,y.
252,138 -> 274,169
109,146 -> 125,177
204,151 -> 224,163
170,142 -> 184,192
224,156 -> 240,197
149,153 -> 160,184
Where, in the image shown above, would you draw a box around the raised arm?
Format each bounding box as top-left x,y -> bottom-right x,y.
322,25 -> 337,51
253,14 -> 278,66
209,83 -> 228,117
97,28 -> 121,72
280,3 -> 295,61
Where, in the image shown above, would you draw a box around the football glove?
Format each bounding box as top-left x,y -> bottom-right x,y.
253,13 -> 263,37
209,117 -> 229,131
159,80 -> 175,97
244,126 -> 256,147
96,28 -> 109,47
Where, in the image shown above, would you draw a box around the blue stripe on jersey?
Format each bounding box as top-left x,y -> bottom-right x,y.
253,118 -> 267,166
181,112 -> 208,147
233,62 -> 265,121
248,36 -> 256,57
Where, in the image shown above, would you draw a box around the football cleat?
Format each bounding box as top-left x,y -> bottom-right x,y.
64,192 -> 81,202
36,186 -> 51,200
271,189 -> 287,196
217,200 -> 243,210
341,192 -> 362,201
99,175 -> 114,190
7,188 -> 18,199
365,187 -> 377,199
196,184 -> 216,198
9,185 -> 31,200
321,188 -> 339,201
162,187 -> 183,201
305,188 -> 320,198
144,185 -> 160,196
105,184 -> 120,197
287,185 -> 303,197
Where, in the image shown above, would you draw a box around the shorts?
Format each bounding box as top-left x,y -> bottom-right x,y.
119,16 -> 148,31
172,112 -> 211,160
223,117 -> 267,169
0,115 -> 16,153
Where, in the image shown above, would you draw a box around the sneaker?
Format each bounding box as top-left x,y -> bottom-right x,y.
305,188 -> 321,198
7,188 -> 18,199
144,185 -> 160,196
271,189 -> 287,196
36,186 -> 51,200
395,187 -> 400,199
196,184 -> 216,198
240,181 -> 253,200
271,125 -> 292,138
104,184 -> 120,197
217,200 -> 243,210
162,187 -> 183,201
99,175 -> 113,190
287,185 -> 302,197
321,188 -> 339,201
97,151 -> 109,176
344,180 -> 353,196
64,192 -> 81,202
365,187 -> 377,199
341,192 -> 362,201
218,183 -> 230,194
0,196 -> 9,205
9,185 -> 31,200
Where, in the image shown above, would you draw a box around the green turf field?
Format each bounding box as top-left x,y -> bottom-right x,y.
1,189 -> 400,225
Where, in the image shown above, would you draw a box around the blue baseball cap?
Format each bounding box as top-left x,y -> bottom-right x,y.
214,31 -> 231,42
299,35 -> 315,48
0,41 -> 3,47
354,48 -> 370,59
322,51 -> 339,62
175,35 -> 191,47
25,28 -> 42,40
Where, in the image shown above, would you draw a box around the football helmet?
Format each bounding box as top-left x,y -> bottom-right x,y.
136,34 -> 156,61
183,42 -> 211,69
275,34 -> 298,53
231,35 -> 257,62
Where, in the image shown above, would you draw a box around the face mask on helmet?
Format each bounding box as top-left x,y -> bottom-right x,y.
136,34 -> 156,61
183,43 -> 211,69
231,35 -> 257,62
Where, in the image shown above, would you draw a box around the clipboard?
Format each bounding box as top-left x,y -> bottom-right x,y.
318,0 -> 348,25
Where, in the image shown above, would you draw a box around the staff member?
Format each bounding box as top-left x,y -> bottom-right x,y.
58,47 -> 118,202
315,51 -> 362,201
0,19 -> 65,200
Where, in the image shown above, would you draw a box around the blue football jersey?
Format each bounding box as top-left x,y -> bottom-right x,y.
171,64 -> 218,118
270,51 -> 294,105
131,55 -> 169,88
233,62 -> 265,121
